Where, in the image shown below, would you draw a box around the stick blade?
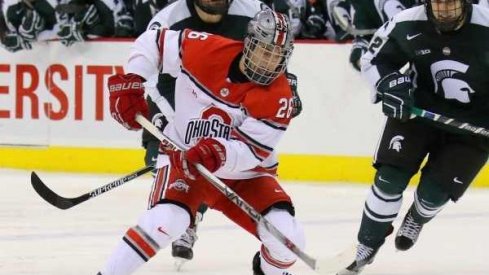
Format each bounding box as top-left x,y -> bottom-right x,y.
316,244 -> 356,275
30,172 -> 75,210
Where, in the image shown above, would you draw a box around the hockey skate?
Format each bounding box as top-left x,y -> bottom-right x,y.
336,243 -> 379,275
172,227 -> 198,271
395,211 -> 423,251
252,252 -> 293,275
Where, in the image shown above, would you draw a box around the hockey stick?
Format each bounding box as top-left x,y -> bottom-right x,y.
412,107 -> 489,138
135,114 -> 320,271
31,165 -> 154,210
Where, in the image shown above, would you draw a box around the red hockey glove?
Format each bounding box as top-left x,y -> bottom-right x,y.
167,138 -> 226,180
108,73 -> 148,130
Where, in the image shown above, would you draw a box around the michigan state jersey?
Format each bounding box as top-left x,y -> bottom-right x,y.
351,0 -> 419,31
362,5 -> 489,128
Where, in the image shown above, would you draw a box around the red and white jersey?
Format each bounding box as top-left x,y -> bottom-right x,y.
127,28 -> 294,179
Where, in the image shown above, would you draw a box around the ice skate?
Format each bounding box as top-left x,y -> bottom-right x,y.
395,211 -> 423,251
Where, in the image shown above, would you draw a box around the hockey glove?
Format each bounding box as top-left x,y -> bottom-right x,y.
301,14 -> 326,38
18,10 -> 46,41
2,32 -> 32,52
115,12 -> 134,37
377,72 -> 414,122
74,4 -> 100,28
349,37 -> 369,71
108,73 -> 149,130
167,138 -> 226,180
57,22 -> 85,46
286,72 -> 302,118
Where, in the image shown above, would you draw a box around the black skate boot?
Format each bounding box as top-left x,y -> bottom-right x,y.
395,211 -> 423,251
337,243 -> 379,275
172,226 -> 198,270
252,252 -> 293,275
338,224 -> 393,275
252,252 -> 265,275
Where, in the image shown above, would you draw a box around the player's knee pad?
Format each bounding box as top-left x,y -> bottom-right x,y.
413,175 -> 449,219
258,208 -> 305,267
136,203 -> 190,249
374,165 -> 413,195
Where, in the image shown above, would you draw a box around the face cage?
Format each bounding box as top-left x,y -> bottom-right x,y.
243,37 -> 293,86
195,0 -> 230,15
426,0 -> 468,32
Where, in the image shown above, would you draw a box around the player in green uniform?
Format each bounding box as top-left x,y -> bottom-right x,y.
339,0 -> 489,274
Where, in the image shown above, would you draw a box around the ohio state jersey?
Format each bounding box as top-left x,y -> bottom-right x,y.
127,28 -> 294,179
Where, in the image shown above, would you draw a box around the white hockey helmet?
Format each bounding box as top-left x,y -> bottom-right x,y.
243,10 -> 294,85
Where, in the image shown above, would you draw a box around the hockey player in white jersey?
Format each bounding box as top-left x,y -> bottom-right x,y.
139,0 -> 302,266
139,0 -> 267,266
100,10 -> 305,275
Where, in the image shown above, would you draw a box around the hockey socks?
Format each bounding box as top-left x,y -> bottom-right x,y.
100,204 -> 190,275
358,184 -> 402,248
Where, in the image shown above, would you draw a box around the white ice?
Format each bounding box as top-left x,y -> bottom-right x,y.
1,168 -> 488,275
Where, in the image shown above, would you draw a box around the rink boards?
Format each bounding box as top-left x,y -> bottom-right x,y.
1,40 -> 488,187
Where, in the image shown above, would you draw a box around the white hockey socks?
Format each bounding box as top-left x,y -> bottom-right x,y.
100,203 -> 190,275
257,209 -> 305,275
364,184 -> 403,223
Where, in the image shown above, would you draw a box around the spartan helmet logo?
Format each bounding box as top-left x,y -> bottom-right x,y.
389,135 -> 404,152
430,60 -> 475,103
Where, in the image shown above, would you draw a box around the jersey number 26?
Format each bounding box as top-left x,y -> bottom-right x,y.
276,98 -> 294,119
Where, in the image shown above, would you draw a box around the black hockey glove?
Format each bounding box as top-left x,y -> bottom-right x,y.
301,15 -> 326,39
57,22 -> 85,46
18,10 -> 46,41
286,72 -> 302,118
377,72 -> 414,122
115,12 -> 134,37
74,4 -> 100,28
349,37 -> 369,71
2,32 -> 32,52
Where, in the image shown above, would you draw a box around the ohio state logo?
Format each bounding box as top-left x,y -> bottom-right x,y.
184,106 -> 232,144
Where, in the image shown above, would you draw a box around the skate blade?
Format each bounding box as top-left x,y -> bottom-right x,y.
174,257 -> 189,272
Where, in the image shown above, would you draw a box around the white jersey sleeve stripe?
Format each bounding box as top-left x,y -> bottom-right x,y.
233,127 -> 274,152
261,119 -> 287,131
230,137 -> 266,161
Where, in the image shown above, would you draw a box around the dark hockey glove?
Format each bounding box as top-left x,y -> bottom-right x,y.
115,12 -> 134,37
377,72 -> 414,122
74,4 -> 100,29
301,14 -> 326,38
2,32 -> 32,52
349,37 -> 369,71
18,10 -> 46,41
286,72 -> 302,118
57,22 -> 85,47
